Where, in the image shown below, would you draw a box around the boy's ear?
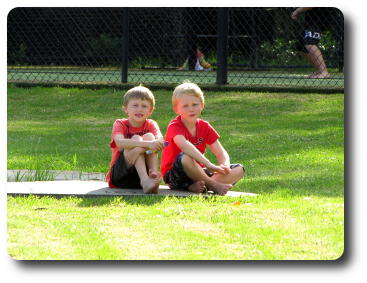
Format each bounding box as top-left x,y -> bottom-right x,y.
173,105 -> 179,114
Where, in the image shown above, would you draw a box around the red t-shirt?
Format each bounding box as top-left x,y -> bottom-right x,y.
106,118 -> 161,187
161,115 -> 220,177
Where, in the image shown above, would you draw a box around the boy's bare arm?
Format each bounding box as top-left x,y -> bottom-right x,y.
173,135 -> 226,174
114,134 -> 163,151
209,140 -> 231,174
209,140 -> 230,166
156,133 -> 164,142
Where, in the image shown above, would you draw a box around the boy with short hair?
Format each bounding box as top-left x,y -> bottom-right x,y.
106,86 -> 164,194
161,82 -> 245,195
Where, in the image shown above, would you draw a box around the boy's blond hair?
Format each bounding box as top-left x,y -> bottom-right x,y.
172,81 -> 205,108
123,85 -> 155,108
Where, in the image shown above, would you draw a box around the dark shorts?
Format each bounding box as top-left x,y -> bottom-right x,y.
163,152 -> 244,191
295,28 -> 322,53
111,150 -> 142,189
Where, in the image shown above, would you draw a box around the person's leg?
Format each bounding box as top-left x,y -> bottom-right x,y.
164,152 -> 205,193
142,133 -> 161,193
111,150 -> 142,189
181,154 -> 232,195
124,135 -> 158,194
210,164 -> 245,185
142,133 -> 161,179
304,44 -> 330,78
295,29 -> 330,79
123,135 -> 146,166
134,153 -> 159,194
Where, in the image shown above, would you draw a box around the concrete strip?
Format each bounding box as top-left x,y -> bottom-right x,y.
6,180 -> 257,198
7,170 -> 106,182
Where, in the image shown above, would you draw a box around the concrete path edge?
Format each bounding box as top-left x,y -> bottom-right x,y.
7,170 -> 257,198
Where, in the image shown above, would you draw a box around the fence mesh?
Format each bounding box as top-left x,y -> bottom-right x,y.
7,7 -> 344,90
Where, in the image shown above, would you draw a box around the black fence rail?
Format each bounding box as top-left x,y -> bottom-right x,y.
7,7 -> 344,91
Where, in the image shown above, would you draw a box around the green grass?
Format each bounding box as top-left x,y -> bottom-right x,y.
7,85 -> 344,260
7,195 -> 343,260
12,169 -> 56,182
7,67 -> 344,89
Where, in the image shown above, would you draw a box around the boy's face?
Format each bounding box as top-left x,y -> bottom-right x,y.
124,98 -> 153,124
174,94 -> 204,123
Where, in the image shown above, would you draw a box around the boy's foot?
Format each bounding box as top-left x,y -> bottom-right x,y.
187,181 -> 206,194
149,169 -> 161,180
148,170 -> 161,194
207,182 -> 233,196
141,176 -> 161,194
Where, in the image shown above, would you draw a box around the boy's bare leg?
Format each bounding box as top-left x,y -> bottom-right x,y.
142,133 -> 161,178
123,135 -> 145,166
134,155 -> 160,194
181,154 -> 232,195
211,166 -> 245,186
187,180 -> 206,194
123,135 -> 159,194
142,133 -> 162,193
302,45 -> 330,78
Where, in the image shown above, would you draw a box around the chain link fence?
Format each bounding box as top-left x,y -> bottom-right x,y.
7,7 -> 344,91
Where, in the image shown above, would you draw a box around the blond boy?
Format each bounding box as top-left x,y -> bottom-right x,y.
161,82 -> 244,195
106,86 -> 164,194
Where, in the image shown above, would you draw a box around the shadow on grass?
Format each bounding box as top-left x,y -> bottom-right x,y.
77,195 -> 167,207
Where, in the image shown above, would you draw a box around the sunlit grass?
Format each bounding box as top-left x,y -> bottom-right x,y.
7,85 -> 344,260
7,195 -> 343,260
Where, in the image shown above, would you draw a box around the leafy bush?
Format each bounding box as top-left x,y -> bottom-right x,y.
84,33 -> 120,66
257,38 -> 302,66
10,43 -> 28,65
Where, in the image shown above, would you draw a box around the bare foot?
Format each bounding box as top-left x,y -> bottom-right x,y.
304,71 -> 318,78
187,181 -> 206,194
306,72 -> 331,79
141,176 -> 161,194
150,186 -> 159,194
207,182 -> 233,196
149,170 -> 162,194
149,169 -> 161,180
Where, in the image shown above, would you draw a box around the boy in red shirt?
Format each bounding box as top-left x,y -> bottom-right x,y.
161,82 -> 245,195
106,86 -> 164,194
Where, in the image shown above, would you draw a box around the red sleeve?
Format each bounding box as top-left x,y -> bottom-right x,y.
206,122 -> 220,145
166,123 -> 186,144
110,120 -> 128,148
147,120 -> 162,138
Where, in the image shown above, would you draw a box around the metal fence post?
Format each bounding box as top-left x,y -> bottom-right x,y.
216,8 -> 228,85
250,8 -> 258,69
121,8 -> 129,83
337,12 -> 344,72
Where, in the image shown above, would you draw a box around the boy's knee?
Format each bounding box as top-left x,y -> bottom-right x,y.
142,133 -> 155,141
233,164 -> 245,178
124,147 -> 144,165
181,153 -> 195,167
131,135 -> 143,141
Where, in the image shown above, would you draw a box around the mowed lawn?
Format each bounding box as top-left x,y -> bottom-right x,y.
7,85 -> 344,260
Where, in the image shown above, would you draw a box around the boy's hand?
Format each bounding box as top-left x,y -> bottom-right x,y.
148,140 -> 164,152
206,163 -> 226,175
218,164 -> 231,175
